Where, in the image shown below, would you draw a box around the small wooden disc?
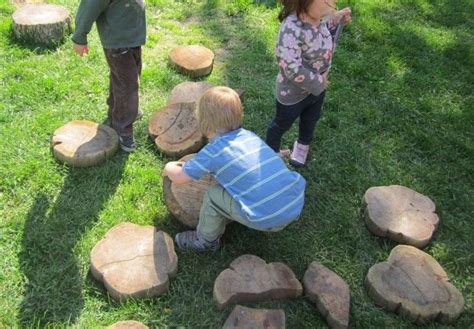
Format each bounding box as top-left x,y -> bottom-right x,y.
148,102 -> 205,158
52,120 -> 118,167
12,4 -> 71,47
163,154 -> 217,228
169,45 -> 215,78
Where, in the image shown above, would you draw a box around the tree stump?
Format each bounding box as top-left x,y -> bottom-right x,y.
167,81 -> 215,105
223,305 -> 286,329
365,245 -> 464,324
52,120 -> 118,167
168,45 -> 215,78
163,154 -> 217,228
362,185 -> 439,248
167,81 -> 245,106
107,321 -> 149,329
90,223 -> 178,302
12,4 -> 72,47
148,102 -> 205,158
303,262 -> 350,329
214,255 -> 303,309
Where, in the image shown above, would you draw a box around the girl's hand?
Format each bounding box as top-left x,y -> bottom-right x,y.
335,7 -> 352,25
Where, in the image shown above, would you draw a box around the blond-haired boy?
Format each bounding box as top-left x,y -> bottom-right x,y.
163,87 -> 306,251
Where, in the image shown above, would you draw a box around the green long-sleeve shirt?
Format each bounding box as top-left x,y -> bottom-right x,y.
72,0 -> 146,49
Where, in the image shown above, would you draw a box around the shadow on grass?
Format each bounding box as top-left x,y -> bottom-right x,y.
18,153 -> 128,326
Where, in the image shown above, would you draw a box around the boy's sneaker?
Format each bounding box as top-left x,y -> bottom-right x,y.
175,231 -> 220,251
119,135 -> 136,152
289,141 -> 309,167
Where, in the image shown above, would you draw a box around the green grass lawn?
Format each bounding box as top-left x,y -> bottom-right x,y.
1,0 -> 473,327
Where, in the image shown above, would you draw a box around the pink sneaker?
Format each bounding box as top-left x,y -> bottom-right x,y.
290,141 -> 309,167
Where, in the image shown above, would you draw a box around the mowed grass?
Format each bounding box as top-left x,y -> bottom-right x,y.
0,0 -> 473,327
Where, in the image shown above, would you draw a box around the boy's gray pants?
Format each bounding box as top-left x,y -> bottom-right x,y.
197,185 -> 286,241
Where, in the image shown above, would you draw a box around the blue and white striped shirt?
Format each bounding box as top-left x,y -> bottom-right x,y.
183,128 -> 306,229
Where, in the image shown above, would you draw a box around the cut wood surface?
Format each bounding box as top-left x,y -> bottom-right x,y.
365,245 -> 464,324
223,305 -> 286,329
12,4 -> 71,47
52,120 -> 118,167
214,255 -> 303,309
168,45 -> 215,78
167,81 -> 245,106
90,223 -> 178,302
167,81 -> 215,105
148,102 -> 205,158
163,154 -> 217,228
363,185 -> 439,248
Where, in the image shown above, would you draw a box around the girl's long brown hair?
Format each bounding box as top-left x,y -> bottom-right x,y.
278,0 -> 314,22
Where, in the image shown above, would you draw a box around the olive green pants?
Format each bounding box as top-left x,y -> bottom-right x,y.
197,185 -> 286,241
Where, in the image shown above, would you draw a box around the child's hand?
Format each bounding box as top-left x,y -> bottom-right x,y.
163,161 -> 183,176
163,161 -> 192,184
336,7 -> 352,25
73,43 -> 89,57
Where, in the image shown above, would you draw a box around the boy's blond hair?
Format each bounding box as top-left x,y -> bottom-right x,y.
196,86 -> 243,136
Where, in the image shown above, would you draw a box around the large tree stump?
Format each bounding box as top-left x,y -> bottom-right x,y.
12,4 -> 71,47
168,45 -> 215,78
52,120 -> 118,167
148,102 -> 205,158
365,245 -> 464,324
163,154 -> 217,228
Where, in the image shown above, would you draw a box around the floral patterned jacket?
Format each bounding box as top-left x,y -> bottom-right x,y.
275,13 -> 338,105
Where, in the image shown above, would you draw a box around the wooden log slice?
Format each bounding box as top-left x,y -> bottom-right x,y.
362,185 -> 439,248
167,81 -> 215,105
223,305 -> 286,329
365,245 -> 464,324
90,223 -> 178,302
148,102 -> 205,158
168,45 -> 215,78
52,120 -> 118,167
163,154 -> 217,228
167,81 -> 245,106
107,321 -> 149,329
12,4 -> 71,47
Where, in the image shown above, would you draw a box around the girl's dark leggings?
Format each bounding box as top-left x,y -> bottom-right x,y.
265,91 -> 326,152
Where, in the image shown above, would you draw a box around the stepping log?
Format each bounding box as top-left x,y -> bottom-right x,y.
107,321 -> 149,329
12,4 -> 71,47
163,154 -> 217,228
167,81 -> 245,106
149,102 -> 205,158
90,223 -> 178,301
363,185 -> 440,248
223,305 -> 286,329
365,245 -> 464,324
303,262 -> 350,329
214,255 -> 303,309
169,45 -> 215,78
52,120 -> 118,167
167,81 -> 215,105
